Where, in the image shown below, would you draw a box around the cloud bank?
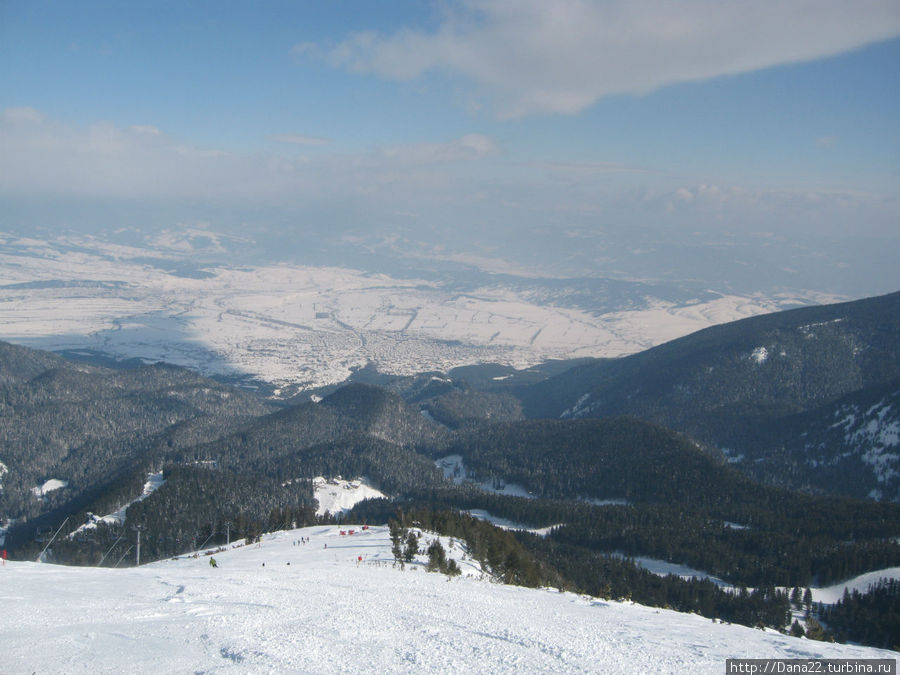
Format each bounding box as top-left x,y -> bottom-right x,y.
1,107 -> 896,255
0,108 -> 494,204
268,133 -> 333,146
318,0 -> 900,118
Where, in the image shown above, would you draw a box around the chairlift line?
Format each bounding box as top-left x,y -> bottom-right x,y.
36,516 -> 69,563
113,545 -> 134,568
98,530 -> 126,566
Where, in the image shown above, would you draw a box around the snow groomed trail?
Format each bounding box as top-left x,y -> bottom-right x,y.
2,525 -> 894,674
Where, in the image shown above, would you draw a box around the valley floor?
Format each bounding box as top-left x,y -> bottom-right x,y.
2,525 -> 894,674
0,232 -> 835,391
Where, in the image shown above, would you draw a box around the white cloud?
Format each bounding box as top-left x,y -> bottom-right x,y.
658,183 -> 894,234
3,107 -> 45,124
130,125 -> 162,136
379,133 -> 498,164
535,160 -> 650,175
268,133 -> 333,146
0,110 -> 253,200
316,0 -> 900,118
2,108 -> 895,245
0,108 -> 497,205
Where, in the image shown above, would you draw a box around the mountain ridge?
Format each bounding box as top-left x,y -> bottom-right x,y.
515,290 -> 900,500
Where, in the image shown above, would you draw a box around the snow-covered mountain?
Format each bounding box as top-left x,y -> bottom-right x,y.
779,384 -> 900,501
4,524 -> 894,674
517,291 -> 900,500
0,230 -> 835,394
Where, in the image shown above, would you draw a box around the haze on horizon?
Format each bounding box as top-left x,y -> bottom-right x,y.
1,1 -> 898,298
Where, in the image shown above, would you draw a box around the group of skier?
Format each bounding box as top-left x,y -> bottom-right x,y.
206,532 -> 368,569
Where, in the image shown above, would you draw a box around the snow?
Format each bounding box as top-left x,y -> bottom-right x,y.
313,476 -> 387,517
798,318 -> 846,336
2,524 -> 892,674
70,472 -> 166,536
721,448 -> 745,464
436,455 -> 465,483
561,392 -> 593,418
611,553 -> 732,588
582,497 -> 632,507
31,478 -> 68,497
437,457 -> 630,504
830,399 -> 900,485
830,410 -> 857,430
606,554 -> 900,601
810,567 -> 900,605
0,459 -> 7,492
436,455 -> 535,499
0,232 -> 838,393
750,346 -> 768,364
464,509 -> 561,536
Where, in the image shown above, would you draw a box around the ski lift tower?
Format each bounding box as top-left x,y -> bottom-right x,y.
132,525 -> 146,566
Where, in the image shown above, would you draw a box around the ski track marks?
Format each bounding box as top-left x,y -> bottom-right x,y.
3,525 -> 895,674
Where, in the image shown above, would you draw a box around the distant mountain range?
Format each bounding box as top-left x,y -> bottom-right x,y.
1,291 -> 899,648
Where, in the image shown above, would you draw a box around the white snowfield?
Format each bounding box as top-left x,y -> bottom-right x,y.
30,477 -> 68,497
0,232 -> 838,392
436,454 -> 535,499
312,476 -> 387,517
2,525 -> 894,674
811,566 -> 900,605
70,472 -> 166,537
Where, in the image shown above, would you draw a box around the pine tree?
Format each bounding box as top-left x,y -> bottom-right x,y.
403,531 -> 419,563
804,617 -> 831,642
389,520 -> 404,564
427,539 -> 447,573
447,558 -> 461,577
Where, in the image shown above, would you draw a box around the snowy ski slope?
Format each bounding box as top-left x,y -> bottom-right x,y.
2,525 -> 894,674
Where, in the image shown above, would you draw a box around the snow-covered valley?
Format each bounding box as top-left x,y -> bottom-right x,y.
0,231 -> 837,392
3,524 -> 895,674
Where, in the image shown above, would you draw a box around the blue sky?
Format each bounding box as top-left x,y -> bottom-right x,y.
1,1 -> 899,290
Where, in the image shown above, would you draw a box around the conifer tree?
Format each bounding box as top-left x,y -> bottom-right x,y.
427,539 -> 447,573
403,531 -> 419,563
803,587 -> 813,613
389,520 -> 404,564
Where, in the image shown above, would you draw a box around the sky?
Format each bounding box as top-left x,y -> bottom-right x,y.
1,0 -> 899,293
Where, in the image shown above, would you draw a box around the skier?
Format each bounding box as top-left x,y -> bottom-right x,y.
209,557 -> 218,568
